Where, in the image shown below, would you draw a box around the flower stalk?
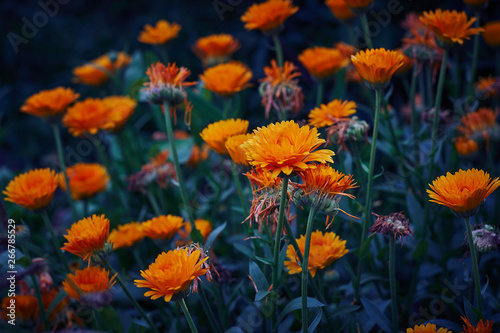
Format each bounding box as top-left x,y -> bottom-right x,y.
315,80 -> 324,107
301,206 -> 318,333
272,34 -> 284,68
179,298 -> 199,333
231,162 -> 249,217
41,210 -> 70,273
467,11 -> 481,99
360,13 -> 374,49
389,236 -> 398,333
464,216 -> 483,313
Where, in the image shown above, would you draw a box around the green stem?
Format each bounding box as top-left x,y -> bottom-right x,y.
425,63 -> 434,108
199,285 -> 224,333
464,217 -> 482,313
409,63 -> 418,140
315,80 -> 324,107
51,124 -> 78,220
467,12 -> 481,99
231,162 -> 249,217
223,97 -> 232,119
179,299 -> 199,333
147,190 -> 163,216
159,45 -> 169,63
272,34 -> 284,68
31,275 -> 49,331
301,206 -> 318,333
389,236 -> 398,333
360,13 -> 374,49
351,142 -> 366,189
41,210 -> 70,273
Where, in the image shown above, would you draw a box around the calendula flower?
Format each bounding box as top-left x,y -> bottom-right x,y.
102,96 -> 137,132
241,120 -> 334,177
200,118 -> 249,154
3,168 -> 58,210
241,0 -> 298,33
402,28 -> 443,62
1,294 -> 38,324
454,137 -> 479,156
326,116 -> 369,151
299,47 -> 349,79
63,98 -> 116,137
369,212 -> 414,243
63,266 -> 116,304
475,76 -> 499,99
108,222 -> 145,250
142,214 -> 185,240
420,10 -> 483,47
62,214 -> 111,261
284,230 -> 348,277
59,163 -> 109,200
427,169 -> 500,218
128,151 -> 177,193
138,19 -> 180,45
135,245 -> 210,302
226,133 -> 254,166
461,316 -> 494,333
395,50 -> 413,74
351,48 -> 405,90
325,0 -> 356,21
308,99 -> 357,128
20,87 -> 79,119
335,42 -> 357,58
406,323 -> 450,333
259,60 -> 304,119
193,34 -> 240,66
73,52 -> 131,86
199,61 -> 252,97
178,219 -> 213,243
483,21 -> 500,47
464,224 -> 500,255
458,108 -> 500,148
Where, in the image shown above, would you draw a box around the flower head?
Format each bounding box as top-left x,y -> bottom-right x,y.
102,96 -> 137,132
59,163 -> 109,200
395,50 -> 413,74
457,108 -> 500,148
108,222 -> 145,250
370,212 -> 414,243
142,215 -> 185,240
240,120 -> 334,177
454,137 -> 479,156
351,48 -> 404,90
62,214 -> 110,261
135,245 -> 210,302
299,47 -> 349,79
1,294 -> 38,324
128,151 -> 177,193
63,98 -> 116,137
308,99 -> 357,128
465,224 -> 500,254
138,19 -> 180,44
241,0 -> 298,33
284,230 -> 348,277
193,34 -> 240,66
427,169 -> 500,218
63,266 -> 116,304
325,0 -> 356,21
178,219 -> 213,244
406,323 -> 450,333
73,52 -> 131,86
402,28 -> 443,62
21,87 -> 79,119
326,116 -> 369,151
461,316 -> 494,333
475,76 -> 499,99
226,133 -> 254,166
483,21 -> 500,47
200,61 -> 252,97
3,168 -> 58,210
344,0 -> 373,12
200,118 -> 249,154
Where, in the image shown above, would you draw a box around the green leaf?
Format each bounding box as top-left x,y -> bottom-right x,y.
234,243 -> 256,260
360,296 -> 391,332
275,297 -> 324,328
204,222 -> 226,250
249,261 -> 269,291
406,192 -> 424,226
308,307 -> 323,333
158,138 -> 194,165
359,234 -> 375,258
481,275 -> 489,296
254,255 -> 274,266
186,88 -> 223,121
123,51 -> 145,95
255,290 -> 272,302
330,305 -> 361,318
277,241 -> 288,282
46,289 -> 67,319
99,306 -> 124,333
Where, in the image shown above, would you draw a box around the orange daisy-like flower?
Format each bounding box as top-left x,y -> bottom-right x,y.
351,48 -> 405,89
138,19 -> 180,45
200,61 -> 252,97
325,0 -> 356,21
200,118 -> 249,154
454,137 -> 479,156
21,87 -> 79,119
59,163 -> 109,200
226,133 -> 254,166
63,266 -> 116,302
241,0 -> 298,32
461,315 -> 494,333
135,246 -> 209,302
299,47 -> 349,79
457,108 -> 500,147
241,120 -> 334,177
308,99 -> 357,128
63,98 -> 116,137
475,77 -> 499,99
3,168 -> 58,210
142,214 -> 185,240
483,21 -> 500,47
62,214 -> 110,261
193,34 -> 240,66
102,96 -> 137,132
344,0 -> 373,12
178,219 -> 213,243
1,294 -> 38,323
108,222 -> 145,250
427,169 -> 500,218
406,323 -> 450,333
284,230 -> 348,277
419,10 -> 483,47
73,52 -> 131,86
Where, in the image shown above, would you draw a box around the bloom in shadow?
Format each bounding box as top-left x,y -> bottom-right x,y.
241,0 -> 298,32
138,19 -> 181,45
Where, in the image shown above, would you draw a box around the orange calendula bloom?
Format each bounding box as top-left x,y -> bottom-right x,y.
241,120 -> 334,177
108,222 -> 145,249
193,34 -> 240,66
308,99 -> 357,128
138,19 -> 180,45
284,230 -> 348,277
142,214 -> 185,240
461,315 -> 494,333
241,0 -> 298,32
457,108 -> 500,148
325,0 -> 356,21
475,77 -> 499,99
344,0 -> 373,12
73,52 -> 131,86
21,87 -> 79,118
454,137 -> 479,156
135,246 -> 210,302
59,163 -> 109,200
200,61 -> 252,96
226,133 -> 254,166
299,47 -> 349,79
428,169 -> 500,218
62,214 -> 110,261
419,10 -> 483,47
63,98 -> 116,137
395,50 -> 413,74
200,118 -> 249,154
1,294 -> 38,323
178,219 -> 213,243
3,168 -> 58,210
102,96 -> 137,132
406,323 -> 450,333
351,48 -> 405,90
483,21 -> 500,47
63,266 -> 116,302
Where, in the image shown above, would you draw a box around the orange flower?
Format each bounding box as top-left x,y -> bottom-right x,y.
241,120 -> 334,177
200,61 -> 252,96
406,323 -> 450,333
138,19 -> 180,44
1,294 -> 38,323
344,0 -> 373,12
461,315 -> 494,333
135,246 -> 209,302
308,99 -> 357,128
427,169 -> 500,218
325,0 -> 356,21
62,214 -> 110,260
351,48 -> 404,89
241,0 -> 298,32
395,50 -> 413,74
457,108 -> 500,147
475,77 -> 499,99
200,118 -> 249,154
63,266 -> 116,302
178,219 -> 213,242
63,98 -> 116,137
108,222 -> 145,250
284,230 -> 348,277
128,150 -> 177,193
226,133 -> 254,165
102,96 -> 137,132
59,163 -> 109,200
193,34 -> 240,66
73,52 -> 131,86
335,42 -> 357,58
3,168 -> 58,210
483,21 -> 500,47
454,137 -> 479,156
142,215 -> 185,240
420,10 -> 483,46
402,28 -> 443,62
20,87 -> 79,118
299,47 -> 349,79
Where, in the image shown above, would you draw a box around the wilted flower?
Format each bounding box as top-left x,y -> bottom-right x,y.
475,76 -> 499,99
63,266 -> 116,306
326,116 -> 369,151
464,224 -> 500,254
59,163 -> 109,200
406,323 -> 450,333
193,34 -> 240,66
370,212 -> 414,243
128,151 -> 177,193
142,214 -> 185,240
308,99 -> 357,128
241,0 -> 298,33
73,52 -> 131,86
102,96 -> 137,132
299,46 -> 349,79
351,48 -> 405,90
199,61 -> 252,97
108,222 -> 145,250
325,0 -> 356,21
483,21 -> 500,47
226,133 -> 254,166
461,316 -> 494,333
20,87 -> 79,120
200,118 -> 249,154
454,137 -> 479,156
63,98 -> 116,137
62,214 -> 111,261
402,28 -> 443,62
138,19 -> 180,45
